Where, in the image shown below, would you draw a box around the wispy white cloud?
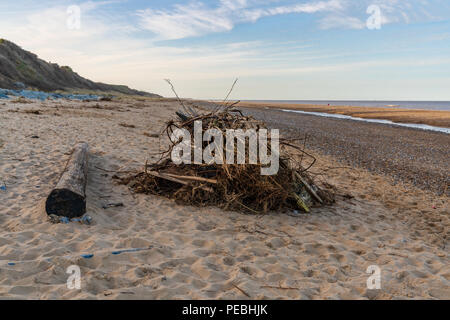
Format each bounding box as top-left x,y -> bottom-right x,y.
322,0 -> 450,29
138,0 -> 344,40
244,0 -> 343,21
137,3 -> 234,40
137,0 -> 449,38
319,15 -> 365,29
0,1 -> 128,48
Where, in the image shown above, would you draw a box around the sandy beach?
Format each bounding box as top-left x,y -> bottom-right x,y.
237,102 -> 450,128
0,97 -> 448,299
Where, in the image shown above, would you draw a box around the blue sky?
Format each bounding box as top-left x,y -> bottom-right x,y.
1,0 -> 450,100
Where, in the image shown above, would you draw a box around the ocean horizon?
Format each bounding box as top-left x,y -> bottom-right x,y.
236,100 -> 450,111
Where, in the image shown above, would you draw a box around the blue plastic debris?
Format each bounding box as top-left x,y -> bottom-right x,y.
59,217 -> 70,224
112,248 -> 139,255
0,185 -> 6,191
111,246 -> 153,255
81,254 -> 94,259
81,215 -> 92,225
0,88 -> 101,101
0,89 -> 10,96
14,82 -> 26,89
7,262 -> 16,266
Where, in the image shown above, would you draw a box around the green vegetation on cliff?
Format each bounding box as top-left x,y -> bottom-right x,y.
0,39 -> 160,97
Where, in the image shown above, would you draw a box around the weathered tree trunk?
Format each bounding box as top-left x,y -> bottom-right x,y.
45,142 -> 89,218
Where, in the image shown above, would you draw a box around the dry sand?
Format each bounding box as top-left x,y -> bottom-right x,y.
0,98 -> 448,299
237,102 -> 450,128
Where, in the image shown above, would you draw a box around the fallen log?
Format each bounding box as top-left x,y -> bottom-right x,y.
45,142 -> 89,218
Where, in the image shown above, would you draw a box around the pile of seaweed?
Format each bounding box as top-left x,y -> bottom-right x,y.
118,83 -> 334,214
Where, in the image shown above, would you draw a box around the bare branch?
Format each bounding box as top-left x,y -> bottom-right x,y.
164,79 -> 198,117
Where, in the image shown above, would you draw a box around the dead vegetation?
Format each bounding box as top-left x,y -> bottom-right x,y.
90,103 -> 127,112
119,122 -> 136,129
10,97 -> 33,104
24,109 -> 42,115
117,80 -> 334,214
7,108 -> 42,115
143,132 -> 160,138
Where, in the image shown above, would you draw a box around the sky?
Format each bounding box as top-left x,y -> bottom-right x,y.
1,0 -> 450,100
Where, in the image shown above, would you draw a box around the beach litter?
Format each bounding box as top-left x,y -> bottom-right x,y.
111,246 -> 153,255
102,202 -> 124,209
70,216 -> 92,224
2,245 -> 156,268
48,214 -> 92,225
81,215 -> 92,225
117,81 -> 334,214
60,217 -> 70,224
0,88 -> 102,101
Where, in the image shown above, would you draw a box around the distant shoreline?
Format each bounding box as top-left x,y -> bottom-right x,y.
235,102 -> 450,129
239,105 -> 450,196
235,100 -> 450,111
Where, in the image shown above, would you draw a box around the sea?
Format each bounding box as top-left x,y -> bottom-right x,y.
241,100 -> 450,111
282,109 -> 449,134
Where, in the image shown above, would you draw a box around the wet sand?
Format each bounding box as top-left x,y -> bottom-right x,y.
237,102 -> 450,128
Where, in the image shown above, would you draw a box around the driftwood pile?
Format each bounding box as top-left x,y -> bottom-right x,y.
118,97 -> 334,214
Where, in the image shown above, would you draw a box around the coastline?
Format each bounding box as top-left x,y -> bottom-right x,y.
236,105 -> 450,196
236,102 -> 450,128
